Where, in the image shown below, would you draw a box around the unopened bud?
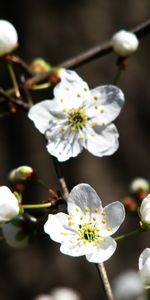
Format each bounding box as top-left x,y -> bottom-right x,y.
30,58 -> 51,73
130,178 -> 149,195
112,30 -> 139,57
139,194 -> 150,229
139,248 -> 150,289
8,165 -> 34,184
2,214 -> 36,248
0,20 -> 18,56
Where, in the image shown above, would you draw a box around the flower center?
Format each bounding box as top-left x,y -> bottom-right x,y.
78,223 -> 100,242
68,109 -> 87,130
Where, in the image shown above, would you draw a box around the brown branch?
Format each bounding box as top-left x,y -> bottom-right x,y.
0,18 -> 150,109
26,18 -> 150,86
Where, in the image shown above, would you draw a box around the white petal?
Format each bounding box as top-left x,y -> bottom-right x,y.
59,68 -> 86,83
86,85 -> 124,124
2,222 -> 28,248
99,201 -> 125,237
139,248 -> 150,270
44,213 -> 78,243
140,195 -> 150,214
141,208 -> 150,224
0,186 -> 19,222
86,237 -> 117,263
67,183 -> 102,220
28,100 -> 57,134
60,239 -> 93,257
46,129 -> 84,162
54,77 -> 89,110
85,123 -> 119,157
139,257 -> 150,288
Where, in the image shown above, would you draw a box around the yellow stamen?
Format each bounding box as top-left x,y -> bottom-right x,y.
68,216 -> 72,221
94,208 -> 99,213
63,108 -> 67,112
102,219 -> 107,224
107,227 -> 112,231
91,122 -> 96,127
93,216 -> 96,221
85,207 -> 90,212
70,127 -> 76,131
69,221 -> 75,226
94,105 -> 98,109
65,87 -> 70,91
101,212 -> 106,216
76,207 -> 79,212
103,238 -> 107,242
63,233 -> 68,236
80,216 -> 83,220
93,96 -> 98,100
77,93 -> 81,97
100,109 -> 105,113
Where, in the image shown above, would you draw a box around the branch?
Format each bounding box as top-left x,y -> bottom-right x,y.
1,18 -> 150,108
26,18 -> 150,86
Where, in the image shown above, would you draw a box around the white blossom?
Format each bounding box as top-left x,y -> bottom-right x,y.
130,178 -> 149,194
34,287 -> 81,300
113,270 -> 145,300
0,186 -> 19,222
28,69 -> 125,162
2,222 -> 28,248
140,195 -> 150,228
0,20 -> 18,56
44,183 -> 125,263
112,30 -> 139,57
139,248 -> 150,289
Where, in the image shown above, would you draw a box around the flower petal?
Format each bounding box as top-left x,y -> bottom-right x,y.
140,195 -> 150,214
60,239 -> 93,257
54,74 -> 89,110
85,123 -> 119,157
67,183 -> 102,220
139,248 -> 150,270
87,85 -> 124,124
99,201 -> 125,237
0,186 -> 19,222
44,213 -> 78,243
28,100 -> 56,134
46,129 -> 84,162
86,237 -> 117,263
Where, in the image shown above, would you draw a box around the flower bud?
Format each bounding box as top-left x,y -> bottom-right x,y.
8,165 -> 34,184
139,248 -> 150,288
139,194 -> 150,229
112,30 -> 139,57
30,58 -> 51,73
113,270 -> 144,300
0,20 -> 18,56
130,178 -> 149,195
0,186 -> 19,222
123,197 -> 138,212
2,214 -> 37,248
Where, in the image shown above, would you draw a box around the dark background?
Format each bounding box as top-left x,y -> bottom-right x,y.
0,1 -> 149,299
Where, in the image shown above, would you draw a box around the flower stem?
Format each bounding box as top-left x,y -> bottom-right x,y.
96,263 -> 114,300
112,65 -> 124,85
7,62 -> 20,98
21,203 -> 51,209
115,227 -> 141,241
52,156 -> 69,200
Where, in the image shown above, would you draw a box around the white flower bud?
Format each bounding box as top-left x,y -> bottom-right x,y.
0,186 -> 19,222
113,270 -> 144,300
0,20 -> 18,56
112,30 -> 139,57
2,222 -> 28,248
8,165 -> 34,183
140,195 -> 150,228
130,178 -> 149,194
139,248 -> 150,288
34,288 -> 81,300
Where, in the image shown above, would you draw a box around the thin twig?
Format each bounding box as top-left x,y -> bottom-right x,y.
96,263 -> 114,300
1,18 -> 150,104
0,88 -> 30,111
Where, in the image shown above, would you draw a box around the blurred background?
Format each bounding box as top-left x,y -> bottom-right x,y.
0,0 -> 150,299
